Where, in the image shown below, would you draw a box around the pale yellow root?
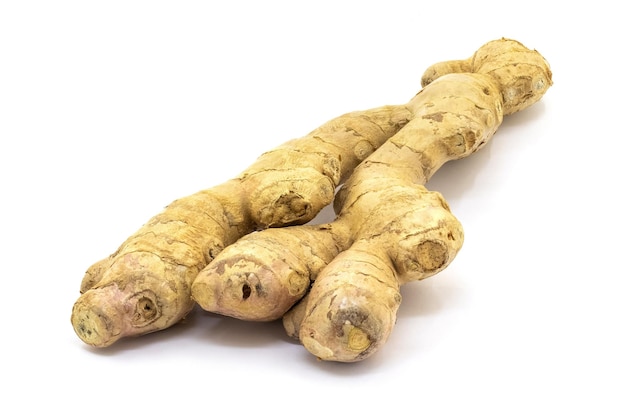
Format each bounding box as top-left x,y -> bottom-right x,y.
71,103 -> 413,347
191,38 -> 552,362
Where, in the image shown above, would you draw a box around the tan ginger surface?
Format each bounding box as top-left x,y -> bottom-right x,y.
71,101 -> 417,347
191,38 -> 552,362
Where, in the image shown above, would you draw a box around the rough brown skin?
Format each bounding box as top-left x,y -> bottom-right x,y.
192,38 -> 552,362
71,99 -> 418,347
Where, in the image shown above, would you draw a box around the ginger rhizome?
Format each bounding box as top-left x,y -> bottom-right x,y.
191,38 -> 552,362
71,102 -> 416,347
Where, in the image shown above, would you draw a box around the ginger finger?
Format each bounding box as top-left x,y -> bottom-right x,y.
190,225 -> 350,321
297,186 -> 462,361
421,37 -> 552,115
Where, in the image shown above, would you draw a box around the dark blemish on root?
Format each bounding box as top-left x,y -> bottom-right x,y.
242,283 -> 252,299
135,296 -> 158,322
255,282 -> 266,297
422,112 -> 444,122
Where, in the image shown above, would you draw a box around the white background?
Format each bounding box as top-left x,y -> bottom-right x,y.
2,1 -> 624,417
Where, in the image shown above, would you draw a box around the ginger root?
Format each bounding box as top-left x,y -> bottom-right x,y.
191,38 -> 552,362
71,101 -> 414,347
